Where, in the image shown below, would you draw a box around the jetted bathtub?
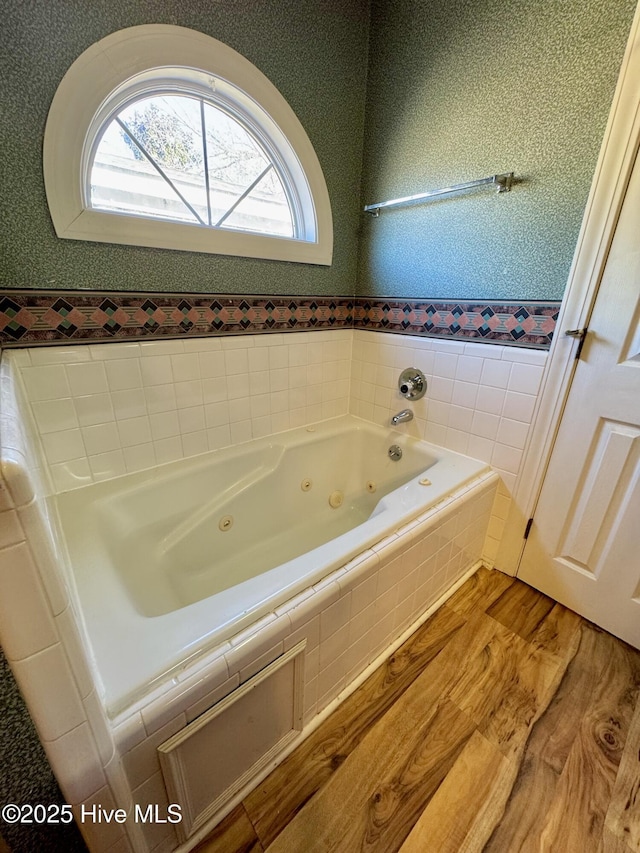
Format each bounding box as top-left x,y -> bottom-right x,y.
56,415 -> 490,713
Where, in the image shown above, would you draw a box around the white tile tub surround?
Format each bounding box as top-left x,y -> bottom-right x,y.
110,471 -> 497,850
350,330 -> 547,495
12,330 -> 353,491
0,337 -> 501,853
0,356 -> 136,853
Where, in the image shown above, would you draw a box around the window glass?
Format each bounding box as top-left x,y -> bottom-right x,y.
91,94 -> 294,237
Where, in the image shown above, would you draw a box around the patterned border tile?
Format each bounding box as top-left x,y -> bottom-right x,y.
0,291 -> 560,349
0,292 -> 354,345
354,298 -> 559,348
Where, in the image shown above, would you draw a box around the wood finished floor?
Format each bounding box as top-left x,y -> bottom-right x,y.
194,568 -> 640,853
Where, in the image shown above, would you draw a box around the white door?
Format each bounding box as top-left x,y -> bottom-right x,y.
518,146 -> 640,648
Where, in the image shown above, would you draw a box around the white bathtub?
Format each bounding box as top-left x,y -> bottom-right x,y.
56,415 -> 490,713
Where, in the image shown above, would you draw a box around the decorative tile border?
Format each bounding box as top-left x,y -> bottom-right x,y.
0,291 -> 560,349
0,292 -> 354,345
353,298 -> 560,348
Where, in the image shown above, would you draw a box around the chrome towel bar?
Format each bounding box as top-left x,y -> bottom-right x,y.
364,172 -> 515,216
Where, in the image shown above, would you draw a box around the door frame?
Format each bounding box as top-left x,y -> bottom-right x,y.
497,2 -> 640,575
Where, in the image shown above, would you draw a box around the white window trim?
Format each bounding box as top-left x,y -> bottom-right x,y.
43,24 -> 333,265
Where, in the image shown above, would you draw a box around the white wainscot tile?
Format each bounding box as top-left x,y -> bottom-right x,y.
55,604 -> 95,699
140,340 -> 185,357
82,422 -> 120,456
451,381 -> 478,410
12,643 -> 86,740
123,443 -> 156,474
131,773 -> 177,850
31,399 -> 78,434
0,481 -> 13,512
175,380 -> 203,409
202,376 -> 228,404
185,674 -> 240,723
149,411 -> 180,440
145,384 -> 176,415
320,593 -> 351,642
42,429 -> 85,464
122,714 -> 186,790
21,365 -> 71,401
140,353 -> 173,387
66,362 -> 108,397
15,500 -> 68,614
225,614 -> 291,675
0,508 -> 23,549
284,614 -> 320,654
0,541 -> 58,660
117,417 -> 152,448
502,390 -> 537,424
501,347 -> 547,366
89,343 -> 141,361
89,450 -> 126,481
113,712 -> 146,755
434,352 -> 459,379
110,389 -> 147,420
475,385 -> 506,416
170,353 -> 200,383
74,394 -> 115,427
45,722 -> 107,804
480,359 -> 512,390
105,360 -> 142,392
74,785 -> 127,852
153,437 -> 183,465
199,350 -> 226,378
29,347 -> 90,365
224,349 -> 249,375
83,689 -> 115,765
471,410 -> 500,441
496,417 -> 530,450
464,342 -> 504,360
508,362 -> 544,395
491,443 -> 523,476
455,355 -> 483,383
429,377 -> 454,404
182,431 -> 208,458
448,405 -> 474,433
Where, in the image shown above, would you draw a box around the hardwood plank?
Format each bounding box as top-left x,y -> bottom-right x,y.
447,619 -> 561,760
265,614 -> 503,853
244,602 -> 465,846
193,803 -> 263,853
486,579 -> 556,642
484,623 -> 640,852
398,729 -> 513,853
266,698 -> 476,853
445,566 -> 514,618
537,630 -> 640,852
528,600 -> 582,661
600,825 -> 637,853
606,676 -> 640,850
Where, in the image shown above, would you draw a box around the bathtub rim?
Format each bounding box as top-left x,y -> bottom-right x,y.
54,414 -> 493,715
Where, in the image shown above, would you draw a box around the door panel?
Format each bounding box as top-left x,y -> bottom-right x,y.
518,148 -> 640,648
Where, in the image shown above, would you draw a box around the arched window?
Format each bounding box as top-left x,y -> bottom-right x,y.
44,25 -> 333,265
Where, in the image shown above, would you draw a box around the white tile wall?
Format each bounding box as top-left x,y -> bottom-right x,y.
350,330 -> 547,493
12,330 -> 352,491
0,356 -> 134,853
1,326 -> 550,852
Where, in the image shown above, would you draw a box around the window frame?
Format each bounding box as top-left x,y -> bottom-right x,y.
43,25 -> 333,265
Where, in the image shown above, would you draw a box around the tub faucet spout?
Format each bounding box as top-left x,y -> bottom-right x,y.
391,408 -> 413,425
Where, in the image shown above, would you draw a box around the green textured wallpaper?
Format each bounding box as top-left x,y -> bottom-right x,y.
357,0 -> 636,301
0,0 -> 369,295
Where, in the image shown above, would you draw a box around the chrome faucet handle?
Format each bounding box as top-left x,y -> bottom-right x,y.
398,368 -> 427,400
